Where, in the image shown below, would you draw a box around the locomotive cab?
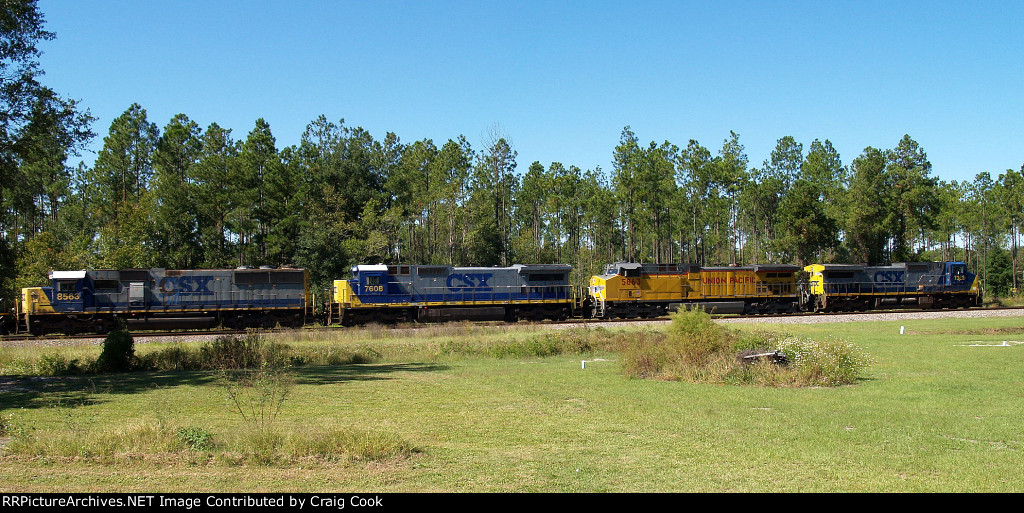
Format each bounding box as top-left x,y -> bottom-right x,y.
354,265 -> 390,297
21,270 -> 92,315
51,271 -> 89,312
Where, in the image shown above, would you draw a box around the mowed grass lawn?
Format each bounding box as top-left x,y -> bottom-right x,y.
1,315 -> 1022,492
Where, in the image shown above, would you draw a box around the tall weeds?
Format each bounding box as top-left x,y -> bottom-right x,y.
620,308 -> 871,387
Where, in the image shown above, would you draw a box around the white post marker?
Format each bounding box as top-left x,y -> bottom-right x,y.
900,326 -> 905,335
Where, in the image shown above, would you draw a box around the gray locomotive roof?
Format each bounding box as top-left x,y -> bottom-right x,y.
816,262 -> 947,271
814,264 -> 866,271
512,264 -> 573,272
702,265 -> 799,272
751,264 -> 800,272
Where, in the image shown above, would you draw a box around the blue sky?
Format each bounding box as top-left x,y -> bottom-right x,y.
37,0 -> 1024,184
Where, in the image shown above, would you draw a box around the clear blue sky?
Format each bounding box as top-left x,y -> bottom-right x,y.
37,0 -> 1024,184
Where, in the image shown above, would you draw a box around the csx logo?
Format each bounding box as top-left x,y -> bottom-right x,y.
446,273 -> 493,292
873,271 -> 905,284
159,276 -> 215,295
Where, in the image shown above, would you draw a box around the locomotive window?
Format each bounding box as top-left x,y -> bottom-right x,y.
418,267 -> 447,276
366,276 -> 381,286
236,271 -> 270,284
528,273 -> 565,282
269,271 -> 304,284
57,281 -> 77,293
120,270 -> 150,281
94,280 -> 119,291
620,268 -> 641,278
824,271 -> 855,279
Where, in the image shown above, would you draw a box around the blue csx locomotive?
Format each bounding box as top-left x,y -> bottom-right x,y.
328,264 -> 574,325
2,260 -> 982,335
804,261 -> 981,312
16,268 -> 310,334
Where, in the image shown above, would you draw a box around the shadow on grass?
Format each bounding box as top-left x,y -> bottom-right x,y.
294,363 -> 449,386
0,362 -> 449,412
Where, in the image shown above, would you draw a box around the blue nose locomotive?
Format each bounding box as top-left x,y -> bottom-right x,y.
804,261 -> 981,312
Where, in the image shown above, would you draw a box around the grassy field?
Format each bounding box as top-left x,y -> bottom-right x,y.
1,316 -> 1022,492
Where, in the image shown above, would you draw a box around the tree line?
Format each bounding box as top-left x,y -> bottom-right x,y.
2,1 -> 1022,301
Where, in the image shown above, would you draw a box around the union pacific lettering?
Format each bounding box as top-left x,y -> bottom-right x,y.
701,276 -> 756,285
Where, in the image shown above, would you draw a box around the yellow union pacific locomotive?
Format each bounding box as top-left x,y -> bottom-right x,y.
588,262 -> 801,318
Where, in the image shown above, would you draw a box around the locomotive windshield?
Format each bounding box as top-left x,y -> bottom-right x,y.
953,265 -> 966,281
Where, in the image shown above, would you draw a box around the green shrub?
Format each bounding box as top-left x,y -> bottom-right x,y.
176,426 -> 216,451
139,345 -> 195,371
666,307 -> 735,362
734,328 -> 793,352
618,312 -> 871,387
775,336 -> 873,386
348,347 -> 382,364
199,334 -> 263,370
490,335 -> 563,358
36,352 -> 83,376
221,363 -> 295,434
558,327 -> 596,353
94,329 -> 135,373
437,339 -> 475,356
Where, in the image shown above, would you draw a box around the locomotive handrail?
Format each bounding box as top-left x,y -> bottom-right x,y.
822,273 -> 948,296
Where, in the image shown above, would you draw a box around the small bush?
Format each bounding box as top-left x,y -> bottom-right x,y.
489,335 -> 565,358
734,328 -> 793,352
347,347 -> 382,364
620,309 -> 737,381
438,339 -> 475,356
221,363 -> 295,435
94,329 -> 135,373
557,327 -> 596,353
666,307 -> 735,362
139,344 -> 196,371
176,426 -> 216,451
618,311 -> 871,387
199,334 -> 263,370
775,336 -> 873,386
36,352 -> 84,376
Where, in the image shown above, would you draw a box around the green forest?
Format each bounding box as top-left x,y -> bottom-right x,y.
2,2 -> 1023,302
